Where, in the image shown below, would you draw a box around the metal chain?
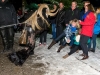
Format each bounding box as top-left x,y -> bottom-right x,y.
0,23 -> 25,29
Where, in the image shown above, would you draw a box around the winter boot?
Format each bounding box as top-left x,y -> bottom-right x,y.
57,45 -> 66,53
48,40 -> 56,49
63,54 -> 69,59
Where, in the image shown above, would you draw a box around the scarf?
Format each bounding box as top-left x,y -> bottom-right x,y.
82,11 -> 90,21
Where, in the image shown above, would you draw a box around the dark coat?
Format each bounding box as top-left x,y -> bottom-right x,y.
49,8 -> 58,24
65,8 -> 80,24
0,1 -> 17,27
56,8 -> 66,27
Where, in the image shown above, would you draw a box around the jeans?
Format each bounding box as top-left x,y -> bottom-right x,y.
40,30 -> 47,43
0,27 -> 14,50
70,34 -> 75,46
80,34 -> 90,56
52,24 -> 56,39
55,32 -> 67,46
56,26 -> 63,44
68,44 -> 79,55
88,33 -> 97,51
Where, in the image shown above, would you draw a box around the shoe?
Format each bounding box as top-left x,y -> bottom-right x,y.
39,43 -> 42,46
43,43 -> 46,46
48,40 -> 56,49
81,55 -> 89,60
76,50 -> 79,53
59,43 -> 61,46
88,48 -> 93,51
79,53 -> 84,56
50,38 -> 53,39
63,54 -> 69,59
90,49 -> 95,53
57,45 -> 65,53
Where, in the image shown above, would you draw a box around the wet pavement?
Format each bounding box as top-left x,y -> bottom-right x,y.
0,33 -> 46,75
0,33 -> 100,75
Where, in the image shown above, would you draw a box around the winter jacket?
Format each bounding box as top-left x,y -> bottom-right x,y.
74,35 -> 90,45
56,8 -> 66,27
93,14 -> 100,34
0,1 -> 17,27
64,24 -> 77,39
65,8 -> 80,24
80,12 -> 96,37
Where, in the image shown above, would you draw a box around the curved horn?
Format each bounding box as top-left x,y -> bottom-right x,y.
48,9 -> 58,16
50,5 -> 57,12
23,10 -> 42,31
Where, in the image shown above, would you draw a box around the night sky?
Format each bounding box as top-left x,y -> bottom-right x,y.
83,0 -> 100,7
10,0 -> 100,10
26,0 -> 100,7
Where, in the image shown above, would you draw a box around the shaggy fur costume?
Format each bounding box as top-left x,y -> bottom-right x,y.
8,4 -> 58,66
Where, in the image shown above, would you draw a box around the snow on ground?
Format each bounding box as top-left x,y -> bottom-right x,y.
15,33 -> 100,75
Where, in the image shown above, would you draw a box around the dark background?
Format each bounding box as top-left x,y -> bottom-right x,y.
83,0 -> 100,7
9,0 -> 100,10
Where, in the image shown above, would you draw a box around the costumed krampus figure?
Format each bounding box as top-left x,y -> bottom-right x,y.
8,4 -> 58,66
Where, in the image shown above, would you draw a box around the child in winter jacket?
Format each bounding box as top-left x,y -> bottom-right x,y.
63,28 -> 90,59
48,19 -> 80,52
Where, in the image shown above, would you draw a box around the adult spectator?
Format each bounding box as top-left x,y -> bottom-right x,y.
65,1 -> 80,25
79,4 -> 96,60
50,4 -> 57,39
80,1 -> 90,20
56,1 -> 66,45
0,0 -> 17,52
65,1 -> 80,48
88,7 -> 100,52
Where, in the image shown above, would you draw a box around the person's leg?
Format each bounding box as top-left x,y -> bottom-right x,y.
63,45 -> 79,59
62,38 -> 67,46
92,34 -> 97,52
88,37 -> 92,50
56,26 -> 59,38
43,30 -> 47,44
51,24 -> 54,38
53,24 -> 56,39
40,31 -> 43,44
8,27 -> 15,51
59,26 -> 64,45
70,34 -> 75,47
57,38 -> 67,52
28,32 -> 35,55
80,35 -> 89,60
0,28 -> 9,51
55,32 -> 65,42
68,45 -> 79,55
48,32 -> 65,49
